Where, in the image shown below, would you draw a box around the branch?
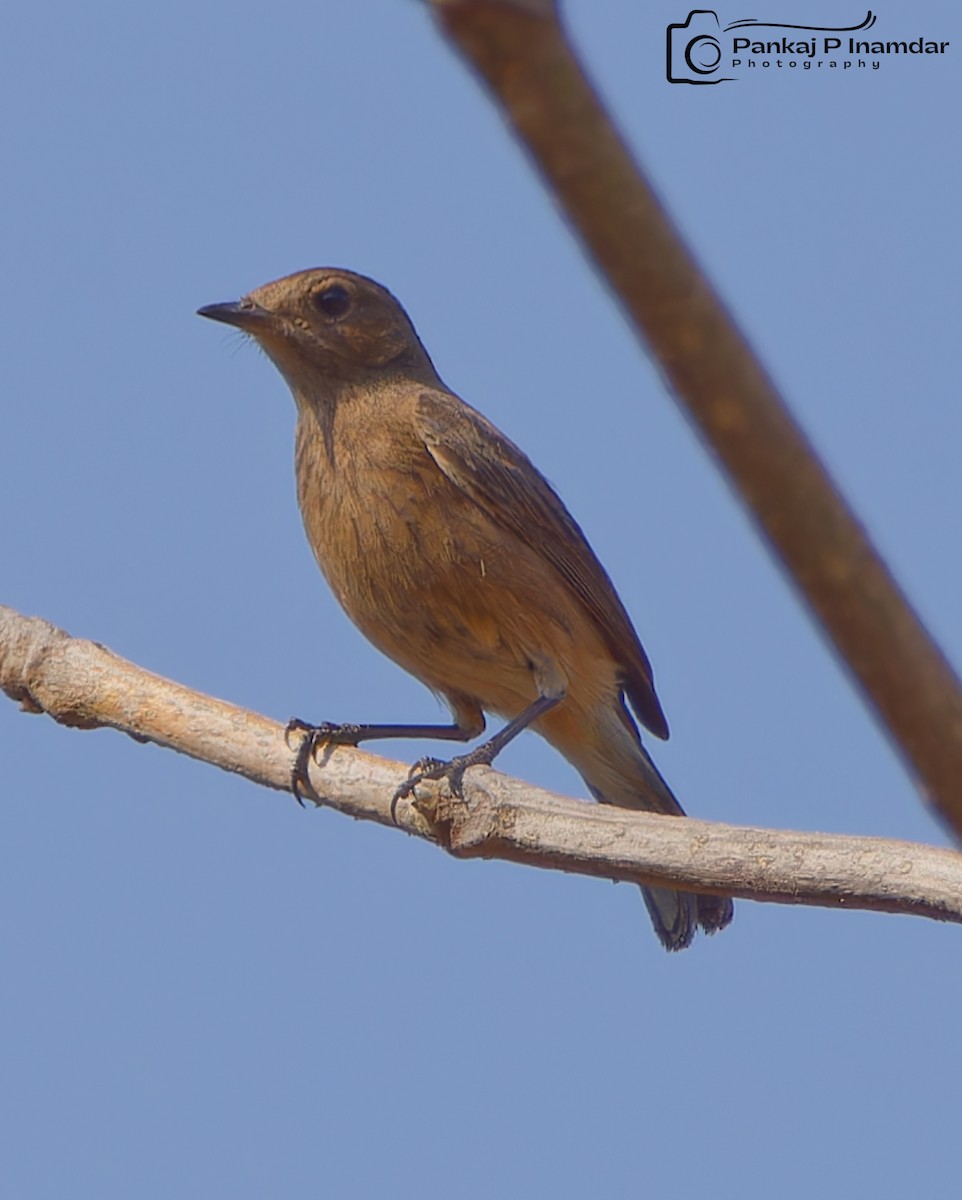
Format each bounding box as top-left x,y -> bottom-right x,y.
3,604 -> 960,927
426,1 -> 962,841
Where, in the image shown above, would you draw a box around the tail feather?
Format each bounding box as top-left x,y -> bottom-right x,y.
580,719 -> 734,951
641,885 -> 698,953
696,892 -> 736,936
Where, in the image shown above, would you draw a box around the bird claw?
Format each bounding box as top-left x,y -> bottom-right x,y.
286,718 -> 362,807
389,747 -> 496,823
390,756 -> 441,822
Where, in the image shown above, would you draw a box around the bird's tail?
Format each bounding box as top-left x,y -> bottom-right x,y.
550,703 -> 733,951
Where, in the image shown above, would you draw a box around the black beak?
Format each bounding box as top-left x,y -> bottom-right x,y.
196,299 -> 272,331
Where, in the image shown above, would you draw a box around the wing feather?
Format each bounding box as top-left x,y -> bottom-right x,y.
415,389 -> 669,739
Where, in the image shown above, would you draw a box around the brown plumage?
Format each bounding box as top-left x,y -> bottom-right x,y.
199,268 -> 733,950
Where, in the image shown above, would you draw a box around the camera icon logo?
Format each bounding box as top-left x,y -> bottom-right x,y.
666,10 -> 734,84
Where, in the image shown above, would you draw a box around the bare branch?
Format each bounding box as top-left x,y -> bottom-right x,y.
3,604 -> 960,927
425,2 -> 962,841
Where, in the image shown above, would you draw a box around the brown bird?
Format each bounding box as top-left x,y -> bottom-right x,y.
199,268 -> 733,951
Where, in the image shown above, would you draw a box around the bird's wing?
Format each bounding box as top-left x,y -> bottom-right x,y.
414,388 -> 669,739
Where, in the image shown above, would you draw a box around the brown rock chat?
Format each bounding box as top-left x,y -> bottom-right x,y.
199,268 -> 733,950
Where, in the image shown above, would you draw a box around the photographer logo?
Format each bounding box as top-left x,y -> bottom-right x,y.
666,10 -> 949,83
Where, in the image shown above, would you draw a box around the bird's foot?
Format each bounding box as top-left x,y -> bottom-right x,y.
286,718 -> 363,806
390,744 -> 497,822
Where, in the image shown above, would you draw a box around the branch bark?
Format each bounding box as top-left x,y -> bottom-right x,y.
426,1 -> 962,841
3,604 -> 960,927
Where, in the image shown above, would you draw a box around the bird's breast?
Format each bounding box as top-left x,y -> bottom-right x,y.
292,406 -> 615,716
295,409 -> 492,646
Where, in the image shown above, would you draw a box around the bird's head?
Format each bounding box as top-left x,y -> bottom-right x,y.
198,267 -> 437,390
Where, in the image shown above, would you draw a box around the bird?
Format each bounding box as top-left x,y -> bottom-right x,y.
198,267 -> 733,950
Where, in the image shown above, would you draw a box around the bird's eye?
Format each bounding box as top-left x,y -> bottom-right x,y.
312,284 -> 352,320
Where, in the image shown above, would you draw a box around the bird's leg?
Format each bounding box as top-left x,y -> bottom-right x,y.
391,690 -> 564,819
287,718 -> 480,805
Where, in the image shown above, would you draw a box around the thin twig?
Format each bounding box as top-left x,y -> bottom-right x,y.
2,604 -> 959,926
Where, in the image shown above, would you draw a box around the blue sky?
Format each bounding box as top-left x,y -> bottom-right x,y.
2,2 -> 959,1196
